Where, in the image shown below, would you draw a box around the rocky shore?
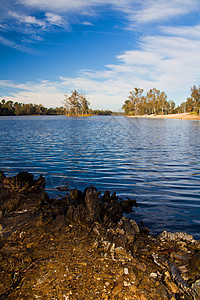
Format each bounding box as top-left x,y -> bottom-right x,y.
0,172 -> 200,299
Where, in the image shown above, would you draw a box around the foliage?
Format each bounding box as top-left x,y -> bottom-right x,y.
91,109 -> 112,115
64,90 -> 90,116
122,88 -> 170,115
0,99 -> 66,116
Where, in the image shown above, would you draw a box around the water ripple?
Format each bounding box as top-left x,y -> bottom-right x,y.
0,115 -> 199,238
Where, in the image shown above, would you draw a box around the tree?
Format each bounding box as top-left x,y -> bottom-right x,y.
122,88 -> 144,115
188,85 -> 200,113
146,88 -> 167,115
64,90 -> 90,116
79,94 -> 90,115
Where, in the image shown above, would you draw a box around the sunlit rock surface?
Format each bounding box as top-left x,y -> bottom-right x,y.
0,172 -> 199,299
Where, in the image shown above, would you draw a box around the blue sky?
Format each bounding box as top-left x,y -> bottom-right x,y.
1,0 -> 200,110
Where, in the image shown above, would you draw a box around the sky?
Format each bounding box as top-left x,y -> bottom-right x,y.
0,0 -> 200,111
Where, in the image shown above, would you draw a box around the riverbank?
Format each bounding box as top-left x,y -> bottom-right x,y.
0,172 -> 200,299
128,113 -> 200,120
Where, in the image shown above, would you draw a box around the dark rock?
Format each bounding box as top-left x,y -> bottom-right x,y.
102,191 -> 118,203
118,217 -> 136,245
110,191 -> 118,202
85,186 -> 100,223
120,199 -> 138,213
102,191 -> 111,202
0,171 -> 5,182
15,172 -> 34,188
188,251 -> 200,281
70,188 -> 83,203
100,201 -> 123,224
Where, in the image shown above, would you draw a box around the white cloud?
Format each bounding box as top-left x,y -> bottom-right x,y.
131,0 -> 198,24
82,21 -> 94,26
161,24 -> 200,39
45,12 -> 68,28
9,11 -> 46,27
18,0 -> 200,25
0,80 -> 64,108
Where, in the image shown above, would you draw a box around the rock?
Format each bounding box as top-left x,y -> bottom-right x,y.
102,191 -> 111,202
159,230 -> 194,242
85,186 -> 100,223
112,283 -> 123,296
136,262 -> 146,272
164,271 -> 179,294
120,199 -> 138,213
124,267 -> 129,275
0,171 -> 5,182
114,247 -> 133,261
192,279 -> 200,300
102,240 -> 112,251
150,272 -> 157,279
0,224 -> 3,238
130,219 -> 140,234
70,188 -> 83,202
123,281 -> 130,287
129,270 -> 136,282
188,251 -> 200,279
100,201 -> 123,224
129,285 -> 137,293
115,246 -> 127,257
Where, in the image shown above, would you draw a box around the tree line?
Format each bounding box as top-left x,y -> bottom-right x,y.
0,90 -> 113,116
176,85 -> 200,114
0,99 -> 66,116
122,85 -> 200,115
122,88 -> 175,116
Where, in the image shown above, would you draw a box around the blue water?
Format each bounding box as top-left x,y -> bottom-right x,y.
0,115 -> 200,238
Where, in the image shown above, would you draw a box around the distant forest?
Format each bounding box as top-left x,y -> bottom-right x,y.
122,85 -> 200,116
0,91 -> 112,116
1,85 -> 200,116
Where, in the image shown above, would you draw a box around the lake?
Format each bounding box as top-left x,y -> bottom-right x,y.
0,115 -> 200,238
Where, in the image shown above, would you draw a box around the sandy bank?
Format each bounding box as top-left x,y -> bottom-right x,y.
128,113 -> 200,120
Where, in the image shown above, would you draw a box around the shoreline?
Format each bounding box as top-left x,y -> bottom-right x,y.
0,172 -> 200,299
128,113 -> 200,120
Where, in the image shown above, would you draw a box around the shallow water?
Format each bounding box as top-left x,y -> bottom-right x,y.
0,115 -> 200,238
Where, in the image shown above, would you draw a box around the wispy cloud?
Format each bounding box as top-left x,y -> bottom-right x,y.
8,11 -> 46,27
0,35 -> 30,52
1,0 -> 200,50
0,80 -> 64,108
82,21 -> 94,26
18,0 -> 200,24
129,0 -> 199,24
45,12 -> 69,28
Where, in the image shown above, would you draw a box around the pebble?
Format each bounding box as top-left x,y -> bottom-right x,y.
150,272 -> 157,279
112,283 -> 123,296
124,267 -> 129,275
136,262 -> 146,272
129,285 -> 137,293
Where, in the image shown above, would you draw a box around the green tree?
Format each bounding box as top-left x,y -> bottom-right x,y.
122,88 -> 144,115
187,85 -> 200,113
64,90 -> 90,116
146,88 -> 167,115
